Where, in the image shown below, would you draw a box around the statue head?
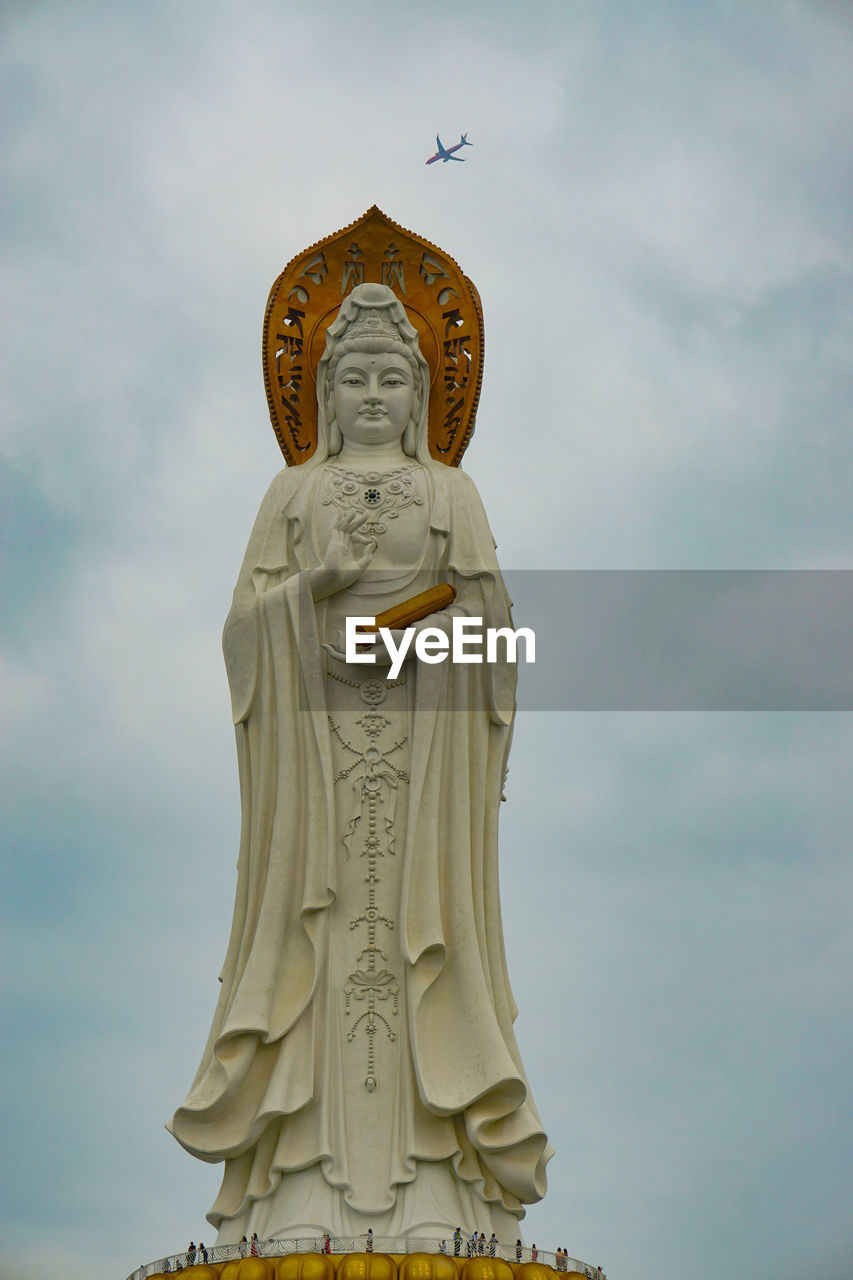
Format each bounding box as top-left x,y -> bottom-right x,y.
314,282 -> 431,463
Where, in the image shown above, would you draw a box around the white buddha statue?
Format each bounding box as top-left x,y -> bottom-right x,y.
169,283 -> 550,1243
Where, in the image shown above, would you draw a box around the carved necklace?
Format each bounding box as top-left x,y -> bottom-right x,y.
323,464 -> 424,536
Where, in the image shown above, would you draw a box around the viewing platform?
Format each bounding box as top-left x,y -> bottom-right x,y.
128,1239 -> 604,1280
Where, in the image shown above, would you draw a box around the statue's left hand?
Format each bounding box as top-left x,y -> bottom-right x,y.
323,629 -> 412,668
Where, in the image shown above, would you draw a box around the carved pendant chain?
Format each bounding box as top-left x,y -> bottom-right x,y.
323,465 -> 424,536
330,699 -> 407,1094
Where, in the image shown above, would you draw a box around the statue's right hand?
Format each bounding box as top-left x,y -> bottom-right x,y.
311,510 -> 376,601
324,510 -> 376,576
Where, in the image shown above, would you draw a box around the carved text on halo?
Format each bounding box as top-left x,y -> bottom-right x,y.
438,308 -> 473,454
419,252 -> 449,288
274,306 -> 309,450
342,243 -> 364,294
382,244 -> 405,294
300,252 -> 328,286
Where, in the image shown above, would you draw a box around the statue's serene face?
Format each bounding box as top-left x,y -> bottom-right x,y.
332,349 -> 415,449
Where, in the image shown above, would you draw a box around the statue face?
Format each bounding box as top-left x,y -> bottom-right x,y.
333,350 -> 415,448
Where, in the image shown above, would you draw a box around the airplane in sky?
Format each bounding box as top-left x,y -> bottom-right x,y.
425,134 -> 473,164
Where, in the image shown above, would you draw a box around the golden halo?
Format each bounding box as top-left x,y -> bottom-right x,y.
263,207 -> 484,466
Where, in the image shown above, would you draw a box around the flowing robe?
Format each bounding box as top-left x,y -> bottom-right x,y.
169,460 -> 550,1239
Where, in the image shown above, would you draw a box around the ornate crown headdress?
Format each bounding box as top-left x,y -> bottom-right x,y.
262,207 -> 484,467
344,305 -> 401,345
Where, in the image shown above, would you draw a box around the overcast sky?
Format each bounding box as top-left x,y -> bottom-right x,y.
2,3 -> 852,1279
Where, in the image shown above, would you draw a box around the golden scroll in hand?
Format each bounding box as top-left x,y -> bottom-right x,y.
362,583 -> 457,633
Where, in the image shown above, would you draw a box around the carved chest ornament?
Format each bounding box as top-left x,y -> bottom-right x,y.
263,206 -> 484,467
322,464 -> 425,537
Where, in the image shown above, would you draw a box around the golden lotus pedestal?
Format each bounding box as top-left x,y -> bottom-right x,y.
148,1257 -> 592,1280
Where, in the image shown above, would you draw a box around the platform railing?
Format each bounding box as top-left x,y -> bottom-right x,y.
127,1236 -> 603,1280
